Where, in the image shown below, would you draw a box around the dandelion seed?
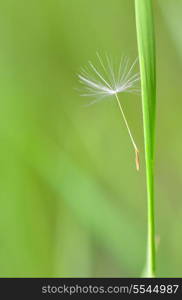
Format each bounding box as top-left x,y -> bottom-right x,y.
78,53 -> 140,171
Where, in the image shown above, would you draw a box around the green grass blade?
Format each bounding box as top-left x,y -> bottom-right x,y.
135,0 -> 156,277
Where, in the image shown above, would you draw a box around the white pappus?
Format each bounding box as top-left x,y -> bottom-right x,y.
78,53 -> 140,171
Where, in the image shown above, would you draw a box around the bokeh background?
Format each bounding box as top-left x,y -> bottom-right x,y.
0,0 -> 181,277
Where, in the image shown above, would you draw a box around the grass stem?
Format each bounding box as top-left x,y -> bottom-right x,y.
135,0 -> 156,277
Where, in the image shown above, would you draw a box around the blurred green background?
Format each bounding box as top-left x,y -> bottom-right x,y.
0,0 -> 182,277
